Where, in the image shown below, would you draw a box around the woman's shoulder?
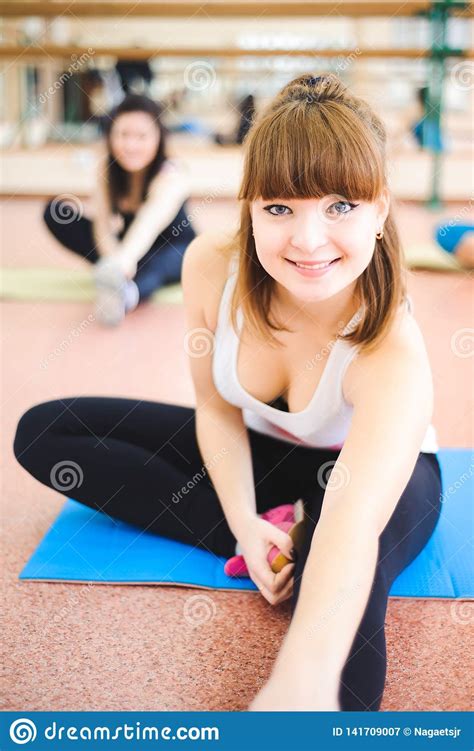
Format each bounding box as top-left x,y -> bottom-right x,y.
94,149 -> 109,184
148,158 -> 189,193
343,300 -> 431,405
160,157 -> 185,176
181,231 -> 239,331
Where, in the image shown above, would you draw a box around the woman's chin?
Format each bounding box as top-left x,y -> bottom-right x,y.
116,159 -> 149,173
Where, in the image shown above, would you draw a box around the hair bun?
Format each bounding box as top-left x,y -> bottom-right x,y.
274,72 -> 347,106
304,75 -> 326,86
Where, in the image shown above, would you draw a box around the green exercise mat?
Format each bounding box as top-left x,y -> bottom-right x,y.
403,242 -> 462,272
0,267 -> 183,303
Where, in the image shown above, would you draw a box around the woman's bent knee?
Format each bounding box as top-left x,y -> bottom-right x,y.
43,199 -> 56,231
13,400 -> 63,467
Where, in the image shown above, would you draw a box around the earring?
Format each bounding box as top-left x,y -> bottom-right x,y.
376,229 -> 384,240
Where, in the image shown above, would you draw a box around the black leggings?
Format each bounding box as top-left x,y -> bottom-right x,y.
43,198 -> 194,303
13,396 -> 443,711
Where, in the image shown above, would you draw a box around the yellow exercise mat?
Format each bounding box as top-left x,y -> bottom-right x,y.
0,267 -> 184,303
403,242 -> 462,272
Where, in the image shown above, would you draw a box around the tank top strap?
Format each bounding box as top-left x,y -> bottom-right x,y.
215,251 -> 240,333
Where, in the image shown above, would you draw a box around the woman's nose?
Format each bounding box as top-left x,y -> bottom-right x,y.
290,214 -> 329,251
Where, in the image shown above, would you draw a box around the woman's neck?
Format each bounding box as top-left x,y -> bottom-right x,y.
273,279 -> 360,339
118,169 -> 146,210
128,169 -> 146,193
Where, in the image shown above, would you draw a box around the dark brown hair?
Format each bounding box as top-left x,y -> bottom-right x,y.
226,73 -> 406,351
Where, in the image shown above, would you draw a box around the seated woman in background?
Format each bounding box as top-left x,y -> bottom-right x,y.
435,220 -> 474,270
43,94 -> 196,326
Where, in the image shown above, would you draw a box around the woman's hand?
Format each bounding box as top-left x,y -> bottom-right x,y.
95,254 -> 137,283
235,515 -> 296,606
115,254 -> 138,281
248,678 -> 340,711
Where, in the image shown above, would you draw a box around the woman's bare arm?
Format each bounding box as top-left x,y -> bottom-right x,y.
265,320 -> 434,699
115,162 -> 191,268
91,155 -> 120,258
181,233 -> 259,540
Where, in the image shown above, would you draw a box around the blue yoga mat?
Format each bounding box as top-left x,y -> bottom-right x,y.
20,449 -> 473,598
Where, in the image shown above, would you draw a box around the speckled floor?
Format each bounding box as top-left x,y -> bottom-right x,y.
1,199 -> 473,711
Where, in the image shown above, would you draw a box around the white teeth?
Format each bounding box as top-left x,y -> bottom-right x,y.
294,260 -> 334,269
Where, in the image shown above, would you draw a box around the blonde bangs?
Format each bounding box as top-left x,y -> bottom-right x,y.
239,101 -> 385,204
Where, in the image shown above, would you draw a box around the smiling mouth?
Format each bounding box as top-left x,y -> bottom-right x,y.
286,257 -> 341,270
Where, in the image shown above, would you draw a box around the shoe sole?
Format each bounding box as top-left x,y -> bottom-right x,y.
94,287 -> 126,326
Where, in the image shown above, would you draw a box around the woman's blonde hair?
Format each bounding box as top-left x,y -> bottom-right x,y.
225,73 -> 407,351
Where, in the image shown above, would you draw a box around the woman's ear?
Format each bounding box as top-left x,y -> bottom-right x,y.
376,186 -> 390,227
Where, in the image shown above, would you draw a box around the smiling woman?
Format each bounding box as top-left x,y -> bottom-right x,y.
42,94 -> 196,327
229,73 -> 403,353
14,72 -> 442,715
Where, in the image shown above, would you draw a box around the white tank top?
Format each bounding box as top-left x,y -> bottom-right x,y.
212,253 -> 439,453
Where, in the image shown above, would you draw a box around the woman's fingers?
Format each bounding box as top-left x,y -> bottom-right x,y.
253,560 -> 295,596
272,572 -> 295,605
252,564 -> 295,605
273,583 -> 294,606
259,577 -> 294,606
251,560 -> 276,592
273,562 -> 295,591
250,567 -> 274,594
267,527 -> 295,560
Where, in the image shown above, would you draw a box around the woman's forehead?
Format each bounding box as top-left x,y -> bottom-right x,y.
113,112 -> 157,130
251,195 -> 366,204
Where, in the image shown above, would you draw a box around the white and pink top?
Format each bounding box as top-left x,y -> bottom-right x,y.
212,253 -> 439,453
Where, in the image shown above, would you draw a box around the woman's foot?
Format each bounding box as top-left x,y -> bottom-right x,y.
435,223 -> 474,270
224,499 -> 307,578
93,258 -> 139,326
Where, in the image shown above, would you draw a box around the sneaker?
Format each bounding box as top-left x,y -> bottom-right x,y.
93,258 -> 128,327
224,498 -> 307,578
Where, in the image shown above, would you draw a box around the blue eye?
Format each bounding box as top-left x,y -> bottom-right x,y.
264,204 -> 292,216
328,201 -> 358,215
